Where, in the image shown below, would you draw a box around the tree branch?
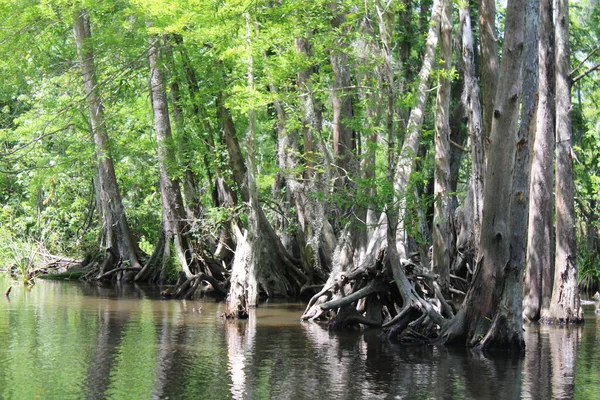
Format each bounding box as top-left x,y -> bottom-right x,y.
450,139 -> 470,152
570,44 -> 600,76
572,62 -> 600,84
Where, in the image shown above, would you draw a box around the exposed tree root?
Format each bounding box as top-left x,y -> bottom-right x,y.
328,305 -> 382,331
301,213 -> 456,342
173,272 -> 228,299
96,266 -> 141,280
15,230 -> 230,302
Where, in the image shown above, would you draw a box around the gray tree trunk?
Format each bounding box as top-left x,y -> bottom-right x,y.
542,0 -> 583,323
446,0 -> 527,350
164,42 -> 201,221
478,0 -> 499,141
73,11 -> 141,273
374,0 -> 396,180
269,37 -> 336,277
432,0 -> 453,297
226,14 -> 262,316
146,35 -> 197,280
330,6 -> 355,186
525,0 -> 555,321
224,16 -> 308,317
480,0 -> 537,348
393,0 -> 442,259
296,37 -> 337,267
460,4 -> 485,262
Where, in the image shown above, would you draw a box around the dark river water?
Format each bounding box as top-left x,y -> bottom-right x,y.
0,276 -> 598,399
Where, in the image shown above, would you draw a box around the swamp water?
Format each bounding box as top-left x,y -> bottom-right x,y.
0,275 -> 599,399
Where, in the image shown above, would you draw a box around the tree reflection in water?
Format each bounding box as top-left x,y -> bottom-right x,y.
225,311 -> 256,400
0,279 -> 594,399
550,325 -> 582,399
84,308 -> 127,399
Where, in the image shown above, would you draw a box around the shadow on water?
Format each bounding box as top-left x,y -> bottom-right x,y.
0,276 -> 597,399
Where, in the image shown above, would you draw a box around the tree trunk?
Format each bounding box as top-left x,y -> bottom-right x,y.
328,9 -> 368,277
224,16 -> 308,317
353,15 -> 385,264
225,14 -> 263,316
525,0 -> 555,321
432,0 -> 453,297
445,0 -> 527,350
480,0 -> 537,349
217,95 -> 248,203
225,225 -> 254,319
460,4 -> 486,262
374,0 -> 396,180
478,0 -> 499,141
542,0 -> 583,323
217,91 -> 304,284
394,0 -> 415,171
448,78 -> 468,214
295,37 -> 337,272
394,0 -> 442,260
143,35 -> 200,282
269,37 -> 335,278
73,10 -> 141,275
164,40 -> 201,221
242,13 -> 262,309
330,5 -> 356,186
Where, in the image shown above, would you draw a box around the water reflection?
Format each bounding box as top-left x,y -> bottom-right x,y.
85,308 -> 127,399
0,277 -> 598,399
225,313 -> 256,399
301,322 -> 524,400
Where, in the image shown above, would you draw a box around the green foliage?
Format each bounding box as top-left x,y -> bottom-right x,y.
0,0 -> 597,290
0,228 -> 40,284
577,247 -> 600,295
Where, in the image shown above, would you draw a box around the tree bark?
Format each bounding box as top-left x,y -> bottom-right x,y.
374,0 -> 396,180
395,0 -> 416,170
243,13 -> 262,309
225,14 -> 263,317
224,225 -> 253,319
164,40 -> 201,221
525,0 -> 555,321
432,0 -> 453,297
445,0 -> 527,350
270,37 -> 336,277
460,4 -> 485,262
144,35 -> 199,281
73,10 -> 141,273
330,4 -> 356,187
478,0 -> 499,141
217,95 -> 248,203
480,0 -> 537,349
394,0 -> 442,260
224,16 -> 308,317
542,0 -> 583,323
